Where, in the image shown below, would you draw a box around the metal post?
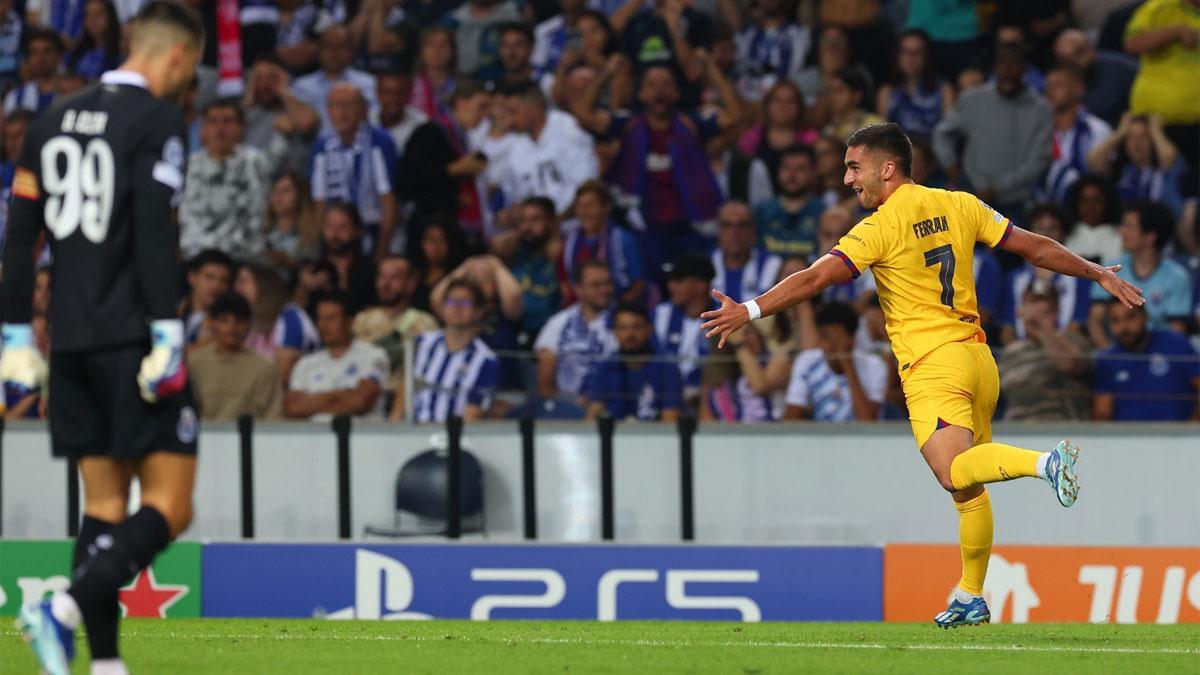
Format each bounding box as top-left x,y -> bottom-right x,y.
519,417 -> 536,540
237,415 -> 255,539
67,456 -> 79,537
332,415 -> 352,539
598,416 -> 615,541
446,416 -> 463,539
678,416 -> 696,541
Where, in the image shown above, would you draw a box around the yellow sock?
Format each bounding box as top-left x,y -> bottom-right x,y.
949,442 -> 1041,490
955,489 -> 993,596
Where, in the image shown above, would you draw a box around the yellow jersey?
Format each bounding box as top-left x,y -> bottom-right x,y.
1126,0 -> 1200,124
831,183 -> 1012,379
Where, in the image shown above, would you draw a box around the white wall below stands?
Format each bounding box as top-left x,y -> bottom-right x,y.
2,421 -> 1197,546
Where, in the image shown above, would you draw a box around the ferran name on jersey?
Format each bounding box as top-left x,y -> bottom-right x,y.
61,109 -> 109,135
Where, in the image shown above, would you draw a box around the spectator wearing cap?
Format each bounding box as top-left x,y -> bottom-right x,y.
285,290 -> 391,420
997,287 -> 1091,422
292,25 -> 379,135
1089,201 -> 1194,347
447,0 -> 522,76
710,202 -> 781,304
1038,66 -> 1112,206
410,278 -> 500,423
187,292 -> 283,421
241,58 -> 321,175
352,255 -> 439,419
494,81 -> 597,215
933,42 -> 1052,217
311,82 -> 399,259
179,98 -> 281,261
999,204 -> 1092,346
3,27 -> 62,115
1094,300 -> 1200,422
535,259 -> 616,402
573,59 -> 741,281
560,180 -> 645,305
1052,28 -> 1137,128
654,251 -> 717,401
398,80 -> 491,245
753,145 -> 825,259
784,302 -> 887,422
587,301 -> 683,422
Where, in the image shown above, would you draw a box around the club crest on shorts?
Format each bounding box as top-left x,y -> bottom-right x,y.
177,406 -> 198,444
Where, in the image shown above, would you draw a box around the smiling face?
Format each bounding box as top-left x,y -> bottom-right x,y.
843,145 -> 888,209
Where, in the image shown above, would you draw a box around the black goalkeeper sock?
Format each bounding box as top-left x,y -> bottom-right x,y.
68,507 -> 171,615
74,515 -> 122,660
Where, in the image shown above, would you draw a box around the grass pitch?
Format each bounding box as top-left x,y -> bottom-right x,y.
4,619 -> 1198,674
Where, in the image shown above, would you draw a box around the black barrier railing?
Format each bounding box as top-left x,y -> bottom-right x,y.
332,415 -> 352,540
519,417 -> 536,540
1,415 -> 704,543
446,416 -> 464,539
237,415 -> 255,539
679,416 -> 696,541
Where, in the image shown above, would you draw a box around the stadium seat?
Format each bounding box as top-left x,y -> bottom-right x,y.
364,448 -> 486,537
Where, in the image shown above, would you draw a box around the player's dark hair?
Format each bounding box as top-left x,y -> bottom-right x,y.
133,0 -> 205,49
313,288 -> 358,318
779,144 -> 816,166
202,97 -> 245,125
23,26 -> 65,53
574,258 -> 610,285
445,277 -> 486,308
520,196 -> 556,221
846,123 -> 913,177
613,300 -> 650,324
1125,200 -> 1175,252
816,301 -> 859,335
497,21 -> 534,45
188,249 -> 235,274
210,291 -> 252,321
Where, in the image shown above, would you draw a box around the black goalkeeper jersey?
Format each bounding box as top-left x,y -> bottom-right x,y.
1,70 -> 188,352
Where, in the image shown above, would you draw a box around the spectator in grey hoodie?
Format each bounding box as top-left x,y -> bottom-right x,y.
932,42 -> 1052,219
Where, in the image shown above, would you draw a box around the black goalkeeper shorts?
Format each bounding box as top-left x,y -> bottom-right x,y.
48,343 -> 198,459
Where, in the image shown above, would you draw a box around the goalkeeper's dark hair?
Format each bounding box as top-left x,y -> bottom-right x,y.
846,122 -> 913,177
132,0 -> 204,50
815,301 -> 859,335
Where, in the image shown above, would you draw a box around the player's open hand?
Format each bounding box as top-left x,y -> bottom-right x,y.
700,290 -> 749,350
1098,264 -> 1145,309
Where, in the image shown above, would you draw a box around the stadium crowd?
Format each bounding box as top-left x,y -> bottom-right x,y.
2,0 -> 1198,425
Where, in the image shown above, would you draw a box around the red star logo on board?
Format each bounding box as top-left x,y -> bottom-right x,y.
118,568 -> 188,618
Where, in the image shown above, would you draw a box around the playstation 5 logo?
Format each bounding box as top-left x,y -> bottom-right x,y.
327,549 -> 432,620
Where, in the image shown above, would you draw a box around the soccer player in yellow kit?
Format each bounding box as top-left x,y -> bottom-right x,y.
701,124 -> 1145,628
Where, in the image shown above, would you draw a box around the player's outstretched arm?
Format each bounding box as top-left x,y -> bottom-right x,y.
701,254 -> 852,349
1001,226 -> 1146,309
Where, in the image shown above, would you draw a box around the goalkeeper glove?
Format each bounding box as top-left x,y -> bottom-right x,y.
0,323 -> 48,412
137,319 -> 187,403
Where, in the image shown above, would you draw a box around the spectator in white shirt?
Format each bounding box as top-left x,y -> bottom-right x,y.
535,259 -> 616,401
292,25 -> 379,134
497,80 -> 599,214
784,302 -> 887,421
285,290 -> 390,420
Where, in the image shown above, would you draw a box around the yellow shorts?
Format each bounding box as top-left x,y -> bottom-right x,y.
902,340 -> 1000,449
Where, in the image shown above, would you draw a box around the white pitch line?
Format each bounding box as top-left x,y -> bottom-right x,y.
14,630 -> 1193,656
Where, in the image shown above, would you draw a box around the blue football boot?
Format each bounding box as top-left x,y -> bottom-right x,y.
1044,440 -> 1081,507
933,593 -> 991,629
15,599 -> 75,675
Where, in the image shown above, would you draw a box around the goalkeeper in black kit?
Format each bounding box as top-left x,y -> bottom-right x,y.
0,3 -> 205,674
